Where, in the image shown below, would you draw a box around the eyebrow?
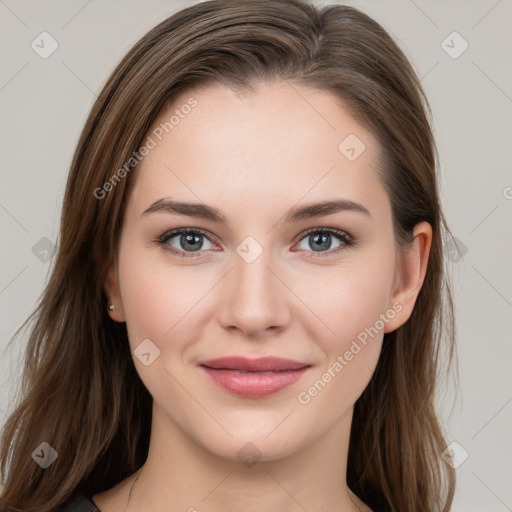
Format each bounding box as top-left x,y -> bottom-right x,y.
142,197 -> 371,224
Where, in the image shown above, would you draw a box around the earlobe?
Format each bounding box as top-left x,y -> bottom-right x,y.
103,265 -> 126,322
384,221 -> 432,333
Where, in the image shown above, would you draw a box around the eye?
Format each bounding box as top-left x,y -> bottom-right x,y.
294,228 -> 354,257
155,228 -> 217,258
154,227 -> 355,259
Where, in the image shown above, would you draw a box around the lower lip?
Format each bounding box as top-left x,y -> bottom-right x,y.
200,366 -> 310,398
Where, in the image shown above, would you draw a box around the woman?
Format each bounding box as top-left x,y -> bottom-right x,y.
0,0 -> 457,510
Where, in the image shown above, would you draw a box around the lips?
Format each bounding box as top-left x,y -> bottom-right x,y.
198,356 -> 311,398
200,356 -> 309,372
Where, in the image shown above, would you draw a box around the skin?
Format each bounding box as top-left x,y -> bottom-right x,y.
98,80 -> 431,512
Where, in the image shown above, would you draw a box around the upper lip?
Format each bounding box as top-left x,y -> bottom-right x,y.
199,356 -> 311,372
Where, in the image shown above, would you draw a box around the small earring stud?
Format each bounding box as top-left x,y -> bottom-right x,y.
108,304 -> 117,312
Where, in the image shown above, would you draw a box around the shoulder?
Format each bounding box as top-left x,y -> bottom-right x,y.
58,492 -> 101,512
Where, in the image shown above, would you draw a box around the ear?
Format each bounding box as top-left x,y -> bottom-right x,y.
384,221 -> 432,333
103,264 -> 126,323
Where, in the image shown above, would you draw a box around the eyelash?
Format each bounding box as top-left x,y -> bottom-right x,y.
154,227 -> 356,259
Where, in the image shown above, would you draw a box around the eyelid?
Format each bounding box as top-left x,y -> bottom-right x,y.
295,226 -> 353,243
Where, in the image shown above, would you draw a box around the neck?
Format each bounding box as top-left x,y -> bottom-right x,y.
123,402 -> 366,512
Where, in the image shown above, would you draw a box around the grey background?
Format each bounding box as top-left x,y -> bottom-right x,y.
1,0 -> 511,510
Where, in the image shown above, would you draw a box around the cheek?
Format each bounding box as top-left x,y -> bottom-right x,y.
117,244 -> 205,351
312,290 -> 386,402
296,270 -> 391,415
116,246 -> 213,404
293,247 -> 395,407
298,246 -> 396,349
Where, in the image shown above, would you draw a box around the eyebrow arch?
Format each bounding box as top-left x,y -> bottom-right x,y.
142,197 -> 371,224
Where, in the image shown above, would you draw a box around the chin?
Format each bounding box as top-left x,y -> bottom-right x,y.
191,420 -> 312,464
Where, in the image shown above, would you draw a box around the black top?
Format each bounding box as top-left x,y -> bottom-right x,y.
59,492 -> 100,512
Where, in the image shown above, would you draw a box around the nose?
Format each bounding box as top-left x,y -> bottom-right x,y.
217,247 -> 291,339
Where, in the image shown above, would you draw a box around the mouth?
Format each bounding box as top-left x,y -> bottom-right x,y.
198,356 -> 312,398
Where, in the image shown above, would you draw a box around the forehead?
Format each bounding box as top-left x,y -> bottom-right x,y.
126,80 -> 389,223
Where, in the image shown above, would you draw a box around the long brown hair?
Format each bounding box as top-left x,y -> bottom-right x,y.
0,1 -> 457,510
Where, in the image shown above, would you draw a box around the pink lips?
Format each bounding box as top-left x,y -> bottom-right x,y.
198,356 -> 311,398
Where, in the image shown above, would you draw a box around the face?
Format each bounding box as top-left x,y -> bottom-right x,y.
105,80 -> 426,462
